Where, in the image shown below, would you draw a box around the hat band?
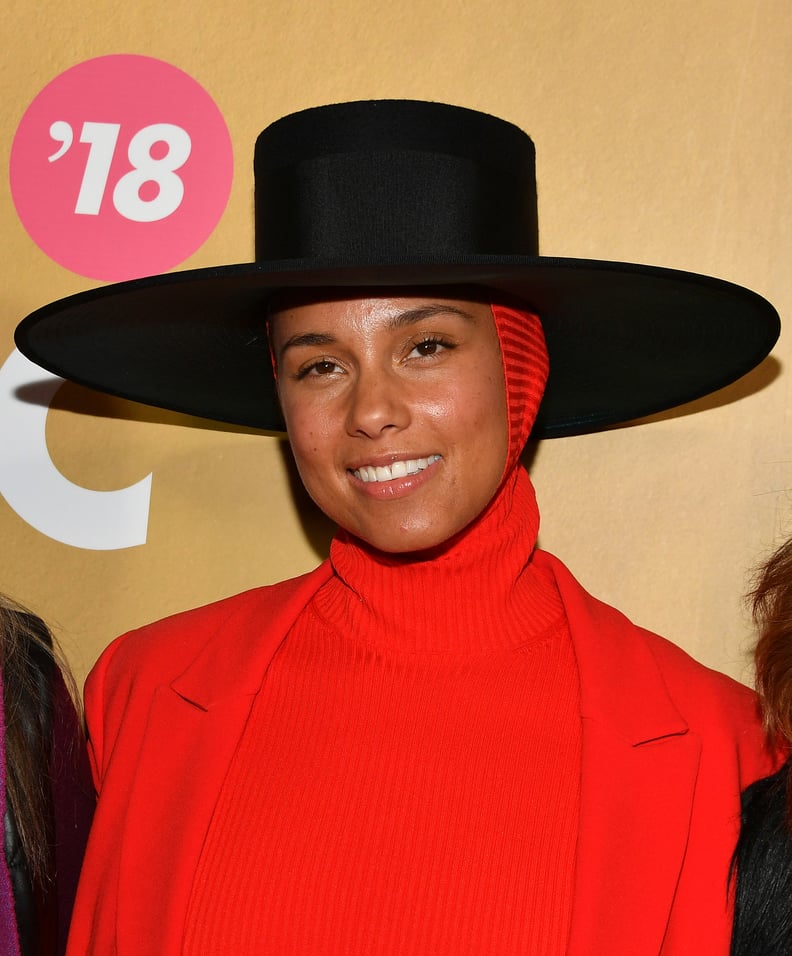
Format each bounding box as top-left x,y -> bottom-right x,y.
255,149 -> 539,261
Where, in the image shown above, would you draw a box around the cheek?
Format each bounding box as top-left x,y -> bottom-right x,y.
280,388 -> 327,452
466,374 -> 508,434
286,431 -> 340,522
469,376 -> 509,481
281,405 -> 325,482
290,430 -> 329,486
282,402 -> 350,515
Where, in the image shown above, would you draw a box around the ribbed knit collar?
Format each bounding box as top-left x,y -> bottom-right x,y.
315,465 -> 564,656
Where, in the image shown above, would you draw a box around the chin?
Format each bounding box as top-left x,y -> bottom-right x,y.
356,521 -> 465,557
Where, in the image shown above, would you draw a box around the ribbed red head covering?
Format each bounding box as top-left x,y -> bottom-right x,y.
490,302 -> 549,479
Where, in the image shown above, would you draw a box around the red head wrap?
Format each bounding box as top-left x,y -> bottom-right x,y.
490,303 -> 549,477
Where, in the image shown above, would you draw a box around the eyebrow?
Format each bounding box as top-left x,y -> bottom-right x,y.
277,304 -> 477,357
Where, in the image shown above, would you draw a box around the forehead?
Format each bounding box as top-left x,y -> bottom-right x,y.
269,284 -> 491,312
267,287 -> 496,338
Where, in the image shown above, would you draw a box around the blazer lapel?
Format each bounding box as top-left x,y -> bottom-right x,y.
539,553 -> 702,956
113,563 -> 332,953
568,720 -> 700,955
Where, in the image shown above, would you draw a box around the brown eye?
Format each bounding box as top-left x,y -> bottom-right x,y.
295,358 -> 342,380
409,336 -> 453,359
313,360 -> 338,374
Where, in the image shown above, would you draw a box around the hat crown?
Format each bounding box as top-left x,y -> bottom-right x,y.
254,99 -> 539,262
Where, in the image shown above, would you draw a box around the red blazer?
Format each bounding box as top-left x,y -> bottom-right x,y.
67,551 -> 776,955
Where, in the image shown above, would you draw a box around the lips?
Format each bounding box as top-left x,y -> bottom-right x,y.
352,455 -> 442,483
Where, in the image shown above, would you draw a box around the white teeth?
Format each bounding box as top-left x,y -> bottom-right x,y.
354,455 -> 441,483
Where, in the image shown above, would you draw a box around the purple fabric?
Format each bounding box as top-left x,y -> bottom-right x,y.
0,680 -> 20,956
51,669 -> 95,956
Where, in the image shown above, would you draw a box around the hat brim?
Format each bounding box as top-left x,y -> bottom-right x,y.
14,255 -> 780,439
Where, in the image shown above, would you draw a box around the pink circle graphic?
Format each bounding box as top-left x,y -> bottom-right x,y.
10,54 -> 233,281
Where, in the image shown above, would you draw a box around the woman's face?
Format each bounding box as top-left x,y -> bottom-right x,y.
270,293 -> 509,554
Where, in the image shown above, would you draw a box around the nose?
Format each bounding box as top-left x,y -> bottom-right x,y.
345,366 -> 410,438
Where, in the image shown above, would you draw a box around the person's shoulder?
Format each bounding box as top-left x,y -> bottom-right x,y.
601,580 -> 760,722
536,548 -> 759,715
640,623 -> 754,701
537,551 -> 753,680
90,565 -> 327,689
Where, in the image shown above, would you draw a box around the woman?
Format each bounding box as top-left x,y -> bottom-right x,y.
731,540 -> 792,955
0,596 -> 94,955
15,99 -> 781,954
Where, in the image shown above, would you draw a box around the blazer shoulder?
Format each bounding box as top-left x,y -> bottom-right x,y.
536,548 -> 769,770
599,593 -> 775,780
83,563 -> 332,790
539,547 -> 757,708
88,565 -> 327,694
640,624 -> 758,716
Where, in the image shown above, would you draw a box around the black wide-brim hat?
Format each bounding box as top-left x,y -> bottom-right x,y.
15,99 -> 780,438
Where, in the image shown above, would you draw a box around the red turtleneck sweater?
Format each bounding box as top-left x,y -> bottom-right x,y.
183,466 -> 581,954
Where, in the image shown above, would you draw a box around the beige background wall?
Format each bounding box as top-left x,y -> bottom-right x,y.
1,0 -> 790,689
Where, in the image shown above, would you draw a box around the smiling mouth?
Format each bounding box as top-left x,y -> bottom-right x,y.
352,455 -> 442,483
